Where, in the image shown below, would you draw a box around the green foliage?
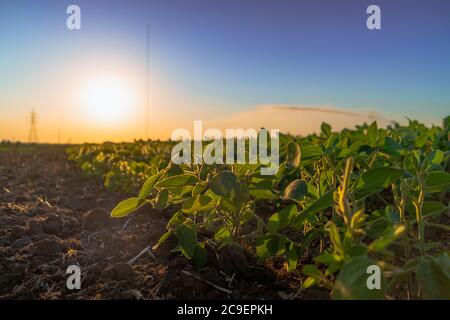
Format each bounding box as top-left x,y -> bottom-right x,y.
415,253 -> 450,300
209,171 -> 240,198
283,179 -> 308,201
110,197 -> 144,218
268,204 -> 297,232
67,116 -> 450,299
155,174 -> 198,188
355,167 -> 404,199
332,256 -> 385,300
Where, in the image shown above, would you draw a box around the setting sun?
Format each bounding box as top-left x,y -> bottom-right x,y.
80,77 -> 136,125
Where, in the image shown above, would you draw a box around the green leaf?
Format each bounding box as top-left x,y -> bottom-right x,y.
403,151 -> 420,176
196,194 -> 215,211
415,253 -> 450,300
325,133 -> 340,151
152,230 -> 173,250
286,243 -> 299,272
321,122 -> 332,137
332,256 -> 385,300
167,210 -> 184,227
192,182 -> 207,198
256,234 -> 288,260
425,171 -> 450,193
303,264 -> 324,278
328,222 -> 344,257
181,197 -> 195,213
193,243 -> 207,268
175,224 -> 197,259
443,115 -> 450,130
214,226 -> 232,244
301,277 -> 317,289
382,137 -> 403,156
369,225 -> 405,252
249,177 -> 276,200
218,197 -> 238,214
387,258 -> 421,291
138,172 -> 163,200
285,141 -> 301,168
249,188 -> 277,200
267,204 -> 298,232
367,121 -> 378,146
415,133 -> 429,148
314,253 -> 341,266
154,189 -> 169,210
356,167 -> 404,199
291,191 -> 334,228
283,179 -> 308,201
302,264 -> 330,287
298,142 -> 323,160
428,150 -> 444,165
110,197 -> 144,218
209,171 -> 241,198
303,191 -> 334,214
155,174 -> 198,188
346,244 -> 368,257
406,200 -> 448,219
182,194 -> 215,214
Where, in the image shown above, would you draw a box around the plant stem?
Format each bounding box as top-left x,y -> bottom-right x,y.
413,175 -> 426,255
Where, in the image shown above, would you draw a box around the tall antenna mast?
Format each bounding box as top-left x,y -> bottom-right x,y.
146,24 -> 150,140
28,109 -> 38,143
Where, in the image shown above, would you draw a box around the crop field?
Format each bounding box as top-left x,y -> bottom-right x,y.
2,118 -> 448,300
2,1 -> 450,314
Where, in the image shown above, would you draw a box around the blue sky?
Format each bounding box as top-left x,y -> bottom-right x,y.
0,0 -> 449,141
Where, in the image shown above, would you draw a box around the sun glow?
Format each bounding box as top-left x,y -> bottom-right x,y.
81,77 -> 136,125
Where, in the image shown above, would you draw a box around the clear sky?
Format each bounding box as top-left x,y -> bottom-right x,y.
1,0 -> 449,142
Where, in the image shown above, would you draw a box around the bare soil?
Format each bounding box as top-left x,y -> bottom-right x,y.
0,146 -> 326,300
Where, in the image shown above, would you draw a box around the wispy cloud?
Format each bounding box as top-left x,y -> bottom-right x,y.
207,104 -> 391,135
268,105 -> 387,121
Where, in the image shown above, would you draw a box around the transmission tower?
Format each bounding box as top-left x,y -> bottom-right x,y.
28,109 -> 38,143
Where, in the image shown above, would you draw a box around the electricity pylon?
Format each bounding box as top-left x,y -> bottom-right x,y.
28,109 -> 38,143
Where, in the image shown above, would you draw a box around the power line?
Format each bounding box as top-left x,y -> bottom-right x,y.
146,23 -> 150,141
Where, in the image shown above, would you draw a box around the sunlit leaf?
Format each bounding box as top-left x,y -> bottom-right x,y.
138,172 -> 163,200
155,174 -> 198,188
369,225 -> 405,252
110,197 -> 144,218
154,188 -> 169,210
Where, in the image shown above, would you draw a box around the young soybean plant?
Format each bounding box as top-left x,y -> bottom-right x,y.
109,146 -> 270,267
99,117 -> 450,299
299,123 -> 450,299
300,158 -> 407,299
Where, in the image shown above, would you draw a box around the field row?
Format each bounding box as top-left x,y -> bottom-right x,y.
67,118 -> 450,299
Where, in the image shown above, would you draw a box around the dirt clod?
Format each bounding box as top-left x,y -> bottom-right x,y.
217,243 -> 248,276
26,220 -> 44,235
83,208 -> 110,231
31,238 -> 63,257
